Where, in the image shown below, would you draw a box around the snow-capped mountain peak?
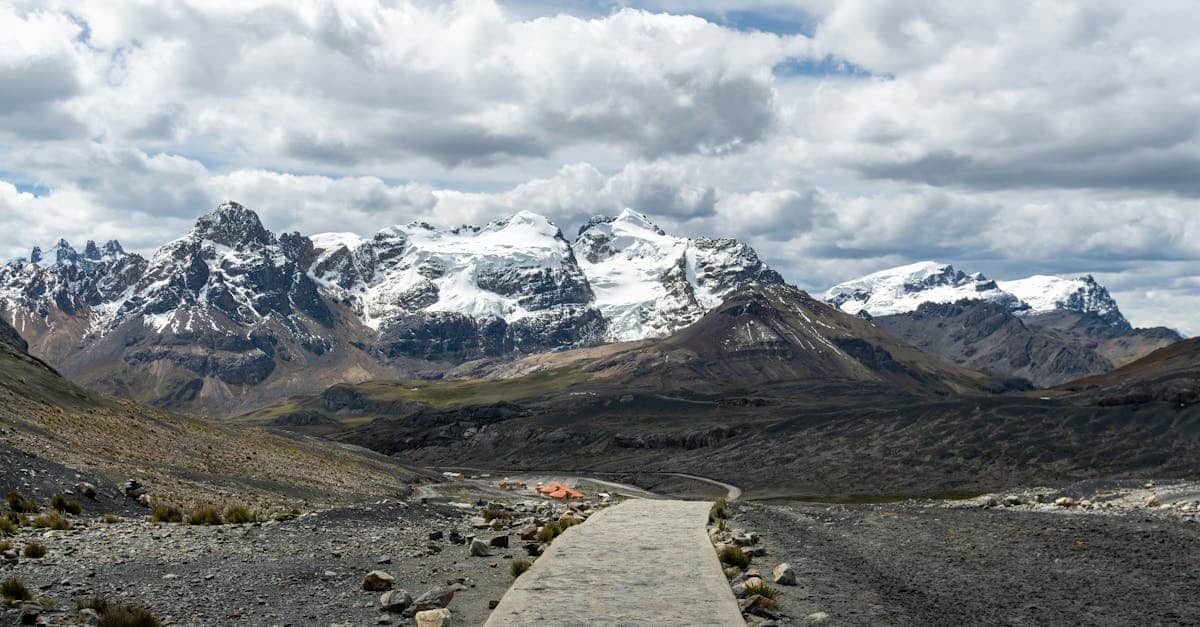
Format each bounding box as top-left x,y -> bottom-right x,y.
573,209 -> 783,341
824,261 -> 1018,317
997,274 -> 1128,330
825,262 -> 1130,329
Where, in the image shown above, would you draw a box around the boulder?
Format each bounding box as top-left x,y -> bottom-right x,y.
470,538 -> 490,556
415,608 -> 451,627
362,570 -> 395,591
379,589 -> 412,613
772,563 -> 796,586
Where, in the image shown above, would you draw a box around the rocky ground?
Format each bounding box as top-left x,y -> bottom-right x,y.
0,475 -> 615,627
735,494 -> 1200,625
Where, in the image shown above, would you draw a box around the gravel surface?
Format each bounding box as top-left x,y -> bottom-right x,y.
738,500 -> 1200,625
1,501 -> 518,626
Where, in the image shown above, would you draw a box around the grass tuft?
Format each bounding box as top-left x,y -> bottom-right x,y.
709,498 -> 730,523
744,581 -> 778,601
1,577 -> 32,601
510,559 -> 532,578
51,494 -> 83,515
32,511 -> 71,530
102,514 -> 124,524
149,505 -> 182,524
6,491 -> 38,514
0,516 -> 14,536
99,603 -> 162,627
222,504 -> 254,524
23,541 -> 47,558
185,506 -> 223,526
718,546 -> 751,569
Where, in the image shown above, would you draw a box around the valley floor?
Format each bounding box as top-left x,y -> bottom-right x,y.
738,500 -> 1200,625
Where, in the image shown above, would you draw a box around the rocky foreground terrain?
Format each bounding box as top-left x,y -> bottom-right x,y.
0,469 -> 617,626
732,484 -> 1200,625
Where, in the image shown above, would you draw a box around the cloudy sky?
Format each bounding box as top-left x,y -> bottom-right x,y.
3,0 -> 1199,334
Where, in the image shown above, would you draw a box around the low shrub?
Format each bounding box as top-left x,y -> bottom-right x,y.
185,506 -> 223,526
510,559 -> 532,578
222,504 -> 254,524
51,495 -> 83,515
23,541 -> 47,558
718,546 -> 750,569
6,491 -> 38,514
0,516 -> 15,536
149,505 -> 182,524
32,511 -> 71,530
1,577 -> 32,601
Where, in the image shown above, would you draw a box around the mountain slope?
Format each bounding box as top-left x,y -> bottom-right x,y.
0,316 -> 418,509
1062,337 -> 1200,406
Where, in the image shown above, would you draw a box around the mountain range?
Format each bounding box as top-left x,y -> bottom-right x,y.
0,202 -> 1184,414
0,202 -> 782,414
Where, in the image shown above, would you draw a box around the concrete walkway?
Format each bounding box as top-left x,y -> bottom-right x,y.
485,499 -> 744,626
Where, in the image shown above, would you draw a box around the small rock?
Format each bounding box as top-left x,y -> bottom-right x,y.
1146,495 -> 1161,508
377,555 -> 392,565
428,530 -> 444,541
379,589 -> 413,613
772,563 -> 796,586
363,570 -> 395,591
806,611 -> 830,623
78,608 -> 100,626
19,602 -> 41,625
1054,497 -> 1075,508
1003,495 -> 1023,507
448,531 -> 466,545
470,538 -> 490,556
519,525 -> 538,541
76,482 -> 97,499
488,600 -> 500,609
415,608 -> 451,627
489,534 -> 509,548
409,586 -> 455,614
980,495 -> 999,508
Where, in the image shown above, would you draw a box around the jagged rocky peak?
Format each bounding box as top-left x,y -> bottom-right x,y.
192,201 -> 274,248
826,261 -> 1131,330
573,208 -> 783,342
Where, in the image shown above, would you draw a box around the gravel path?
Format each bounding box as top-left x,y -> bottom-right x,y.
485,499 -> 743,626
740,500 -> 1200,625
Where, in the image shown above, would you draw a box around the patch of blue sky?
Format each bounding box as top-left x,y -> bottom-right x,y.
774,55 -> 883,79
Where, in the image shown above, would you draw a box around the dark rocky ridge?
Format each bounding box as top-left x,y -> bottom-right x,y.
874,300 -> 1182,387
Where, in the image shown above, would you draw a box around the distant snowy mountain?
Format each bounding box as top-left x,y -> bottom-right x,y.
824,261 -> 1022,319
0,202 -> 781,414
824,261 -> 1129,329
572,209 -> 784,341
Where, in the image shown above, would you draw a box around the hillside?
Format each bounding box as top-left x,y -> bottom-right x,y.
0,317 -> 421,510
1062,337 -> 1200,406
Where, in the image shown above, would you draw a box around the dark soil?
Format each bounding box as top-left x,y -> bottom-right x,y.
738,500 -> 1200,625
